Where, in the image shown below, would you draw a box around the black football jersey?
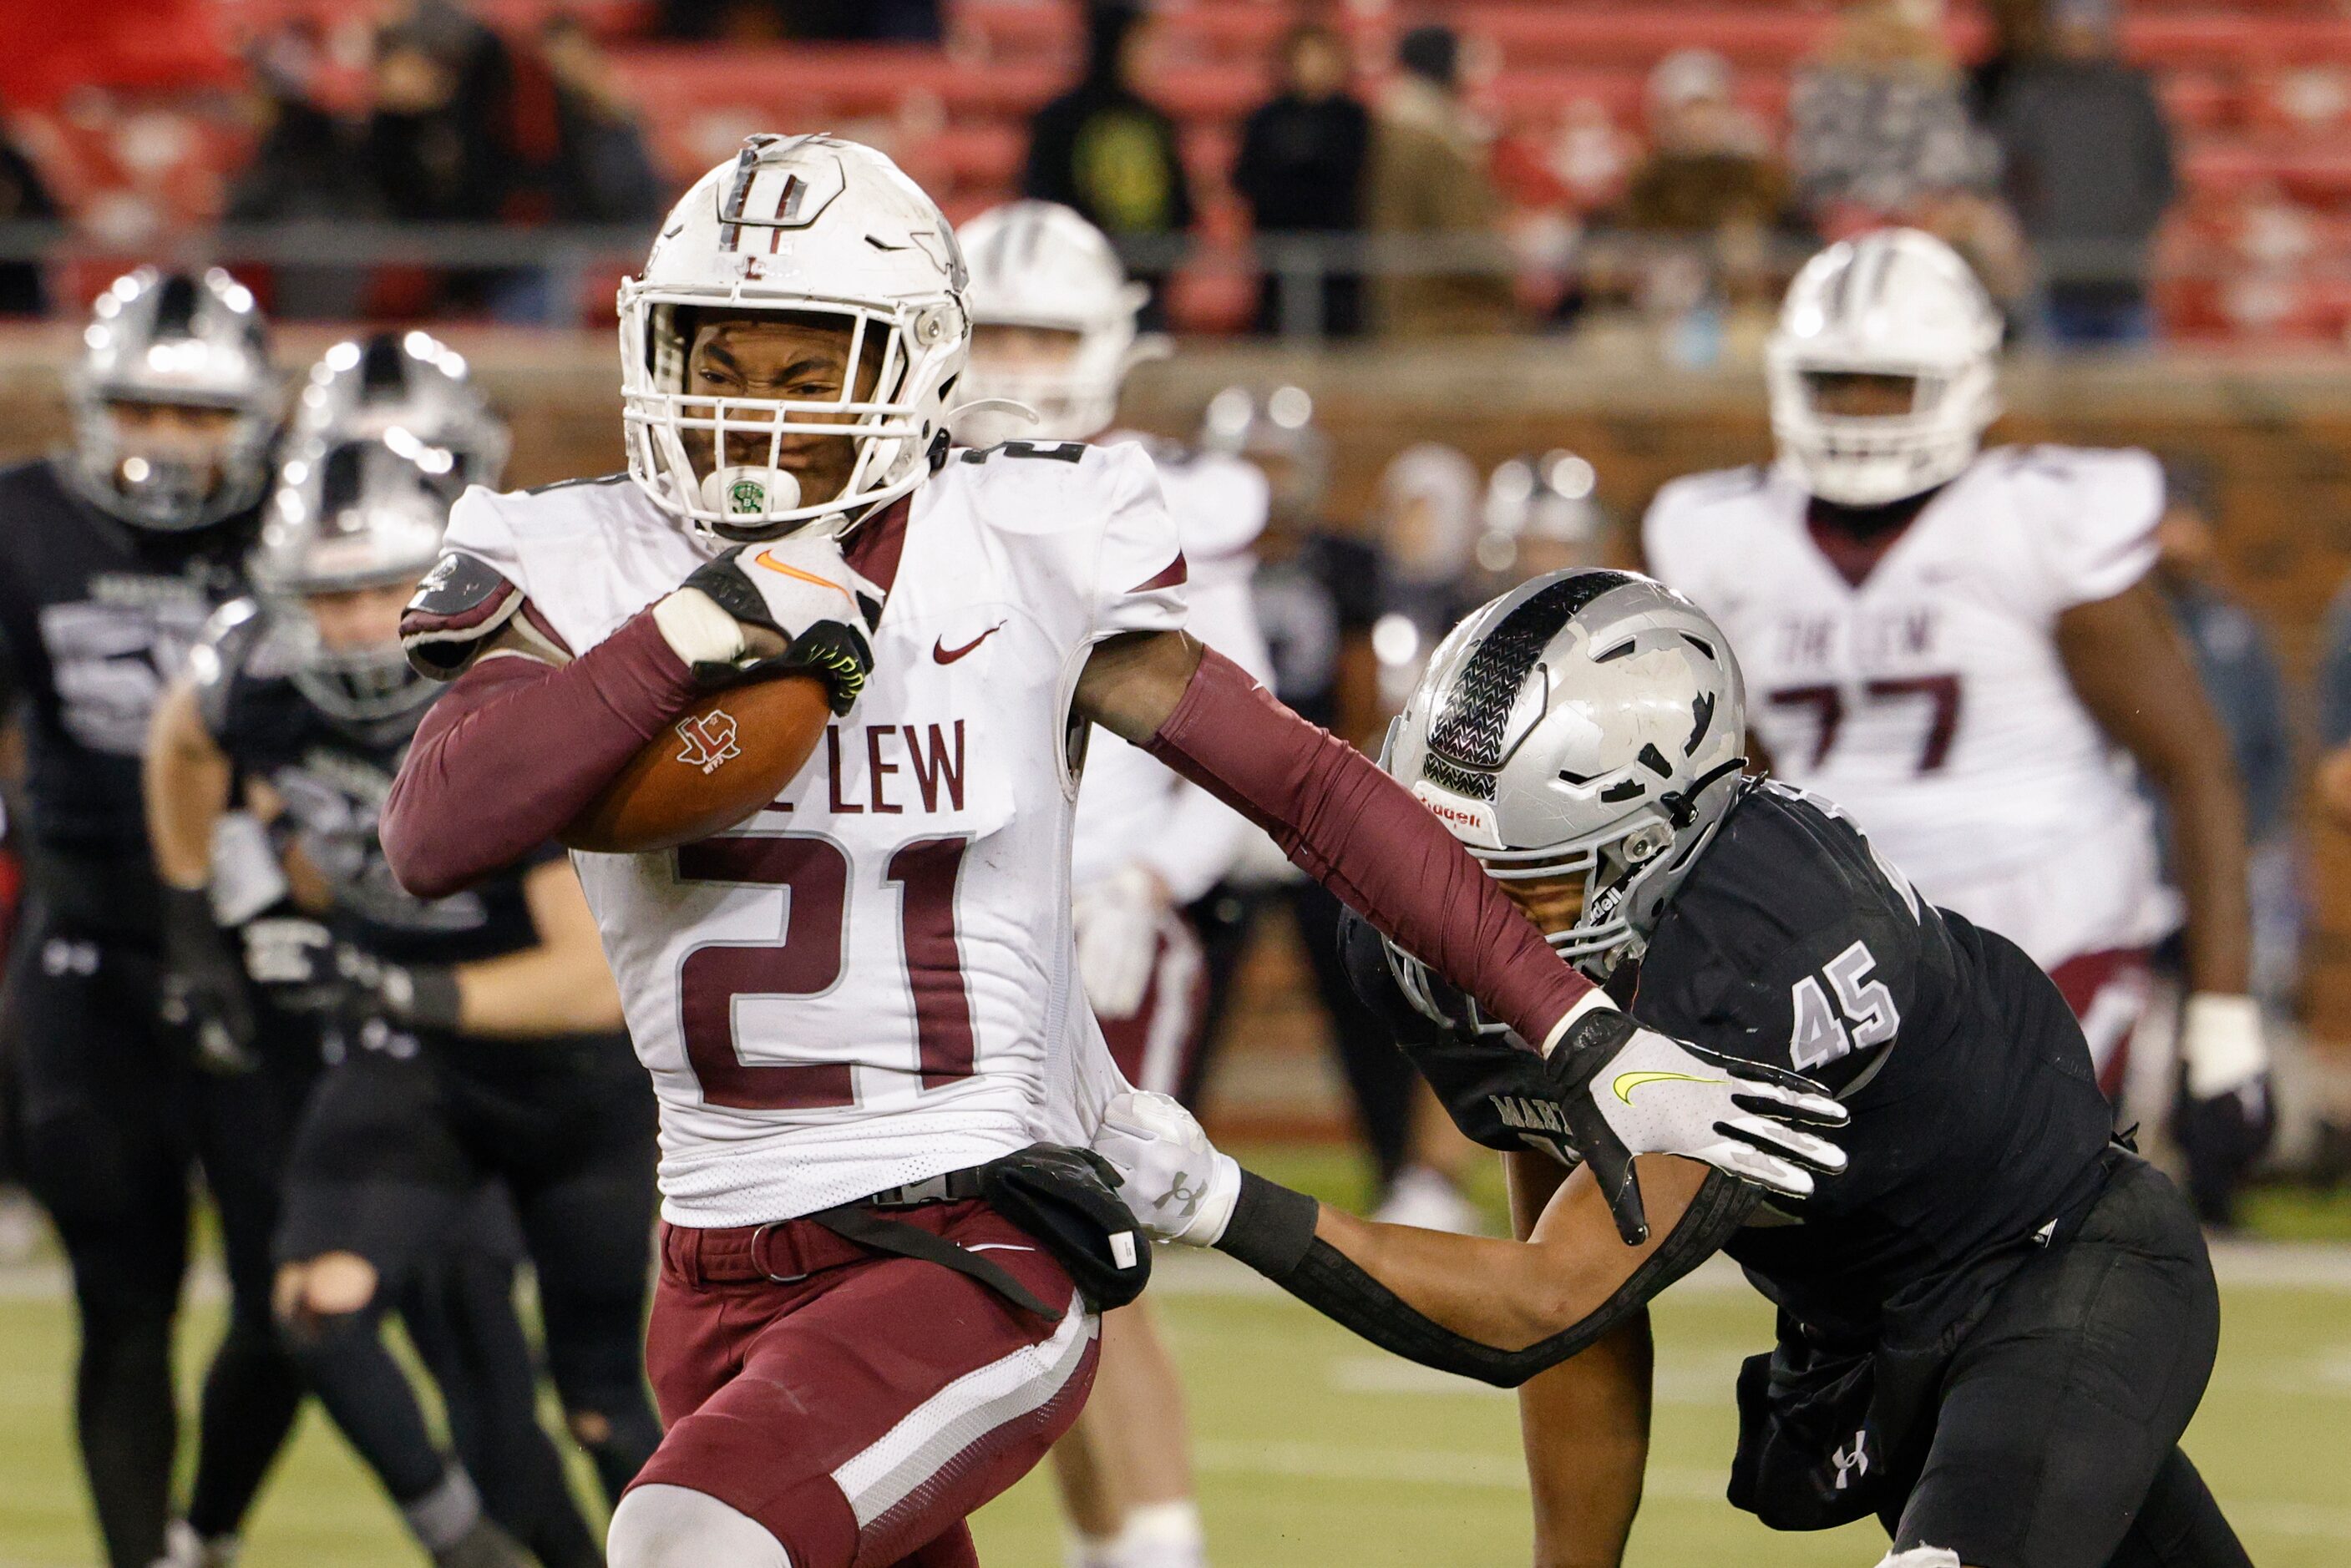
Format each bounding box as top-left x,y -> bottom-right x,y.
0,457 -> 259,912
195,600 -> 554,970
1345,779 -> 2116,1343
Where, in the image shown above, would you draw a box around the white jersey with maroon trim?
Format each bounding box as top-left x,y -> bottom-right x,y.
1644,445 -> 2179,971
438,441 -> 1182,1225
1068,433 -> 1272,903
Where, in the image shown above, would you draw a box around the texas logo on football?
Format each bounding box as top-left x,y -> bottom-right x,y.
675,711 -> 742,775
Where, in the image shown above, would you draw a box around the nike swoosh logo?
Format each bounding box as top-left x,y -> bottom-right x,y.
934,622 -> 1005,664
1611,1070 -> 1724,1105
750,549 -> 855,599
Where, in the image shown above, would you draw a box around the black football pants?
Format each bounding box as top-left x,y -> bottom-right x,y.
1884,1156 -> 2250,1568
2,909 -> 311,1568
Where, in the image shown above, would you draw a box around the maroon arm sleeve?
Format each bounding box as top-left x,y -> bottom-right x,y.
382,612 -> 702,898
1144,648 -> 1596,1050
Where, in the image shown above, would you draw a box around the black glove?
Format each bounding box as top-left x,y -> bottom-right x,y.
2173,1070 -> 2277,1227
677,542 -> 881,714
1543,1005 -> 1850,1245
158,885 -> 260,1075
241,918 -> 461,1034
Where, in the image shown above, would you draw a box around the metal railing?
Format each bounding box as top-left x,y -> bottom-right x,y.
0,220 -> 2257,341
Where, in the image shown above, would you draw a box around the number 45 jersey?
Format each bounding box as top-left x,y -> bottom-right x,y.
1643,448 -> 2179,974
434,442 -> 1183,1226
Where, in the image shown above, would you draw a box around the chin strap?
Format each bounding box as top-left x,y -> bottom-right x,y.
941,394 -> 1041,430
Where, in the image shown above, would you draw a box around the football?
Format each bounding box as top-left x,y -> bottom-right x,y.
560,673 -> 833,853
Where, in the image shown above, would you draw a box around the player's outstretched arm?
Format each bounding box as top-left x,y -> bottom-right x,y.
1076,633 -> 1848,1235
144,678 -> 233,892
1092,1090 -> 1755,1389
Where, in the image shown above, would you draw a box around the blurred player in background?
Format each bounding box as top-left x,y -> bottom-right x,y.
0,269 -> 300,1568
148,434 -> 651,1568
374,134 -> 1832,1568
1475,450 -> 1611,589
1191,388 -> 1477,1230
959,198 -> 1273,1568
1643,229 -> 2267,1173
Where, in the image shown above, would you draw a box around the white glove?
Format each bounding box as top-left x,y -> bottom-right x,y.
1073,866 -> 1168,1020
1544,1003 -> 1851,1243
2180,992 -> 2267,1099
1092,1090 -> 1242,1246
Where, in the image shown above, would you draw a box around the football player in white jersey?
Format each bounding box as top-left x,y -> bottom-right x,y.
377,134 -> 1847,1568
1644,228 -> 2268,1150
957,198 -> 1272,1568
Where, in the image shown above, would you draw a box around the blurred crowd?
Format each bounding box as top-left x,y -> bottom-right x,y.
0,0 -> 2205,344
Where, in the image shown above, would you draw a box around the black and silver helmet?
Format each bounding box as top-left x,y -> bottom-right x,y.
70,267 -> 281,530
250,438 -> 450,723
1384,569 -> 1748,1026
291,331 -> 509,498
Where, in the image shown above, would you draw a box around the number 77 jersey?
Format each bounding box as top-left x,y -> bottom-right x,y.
1642,446 -> 2180,974
436,440 -> 1185,1226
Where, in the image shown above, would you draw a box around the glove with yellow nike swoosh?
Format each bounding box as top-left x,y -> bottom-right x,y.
656,534 -> 884,714
1547,1006 -> 1849,1245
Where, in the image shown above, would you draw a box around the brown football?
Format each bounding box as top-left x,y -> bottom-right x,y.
560,673 -> 833,854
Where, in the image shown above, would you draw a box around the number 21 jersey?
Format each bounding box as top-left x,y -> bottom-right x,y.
1643,447 -> 2178,972
438,442 -> 1183,1226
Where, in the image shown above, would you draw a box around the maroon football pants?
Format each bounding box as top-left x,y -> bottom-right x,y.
631,1199 -> 1099,1567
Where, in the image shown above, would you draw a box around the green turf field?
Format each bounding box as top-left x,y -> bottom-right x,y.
3,1156 -> 2347,1567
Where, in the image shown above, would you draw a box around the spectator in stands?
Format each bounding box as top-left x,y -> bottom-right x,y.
540,15 -> 665,223
0,104 -> 58,316
1789,0 -> 1999,229
1992,0 -> 2176,344
227,32 -> 387,318
366,5 -> 517,226
1234,22 -> 1370,338
1617,48 -> 1794,309
655,0 -> 940,42
1366,24 -> 1516,339
1022,2 -> 1193,324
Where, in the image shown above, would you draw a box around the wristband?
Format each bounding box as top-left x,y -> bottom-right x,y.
1212,1170 -> 1320,1277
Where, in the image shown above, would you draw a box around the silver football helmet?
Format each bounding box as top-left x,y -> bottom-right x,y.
70,267 -> 281,531
1197,384 -> 1330,524
291,331 -> 509,498
1477,450 -> 1606,577
251,438 -> 450,722
1384,569 -> 1749,1027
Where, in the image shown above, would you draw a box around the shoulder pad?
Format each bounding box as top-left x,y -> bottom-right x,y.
400,550 -> 524,680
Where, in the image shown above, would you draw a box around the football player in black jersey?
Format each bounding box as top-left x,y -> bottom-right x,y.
1096,569 -> 2249,1568
145,436 -> 660,1568
0,268 -> 307,1568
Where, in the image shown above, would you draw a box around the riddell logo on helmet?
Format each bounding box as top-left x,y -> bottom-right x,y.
1409,781 -> 1502,847
676,711 -> 741,775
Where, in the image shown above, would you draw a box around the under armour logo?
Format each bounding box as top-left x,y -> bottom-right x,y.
1154,1171 -> 1205,1221
1831,1429 -> 1869,1490
675,711 -> 742,775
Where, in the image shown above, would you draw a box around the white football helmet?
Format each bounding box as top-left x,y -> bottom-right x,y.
70,267 -> 281,531
618,133 -> 970,540
291,331 -> 509,498
1766,228 -> 2001,507
956,200 -> 1153,448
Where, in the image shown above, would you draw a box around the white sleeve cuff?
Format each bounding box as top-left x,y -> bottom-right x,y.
1538,987 -> 1616,1059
